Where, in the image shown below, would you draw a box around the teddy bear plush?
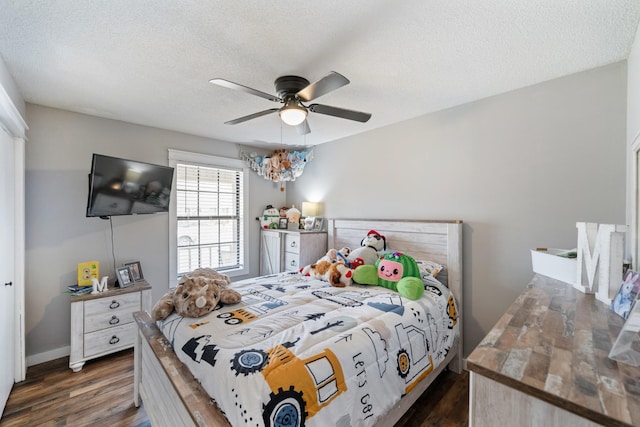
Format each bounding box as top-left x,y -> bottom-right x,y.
319,247 -> 351,263
346,230 -> 386,268
352,251 -> 424,300
300,260 -> 353,287
151,267 -> 242,321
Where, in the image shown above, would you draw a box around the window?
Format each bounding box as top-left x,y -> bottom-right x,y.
169,150 -> 249,286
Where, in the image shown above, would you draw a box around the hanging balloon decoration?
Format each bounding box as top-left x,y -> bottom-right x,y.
241,149 -> 314,191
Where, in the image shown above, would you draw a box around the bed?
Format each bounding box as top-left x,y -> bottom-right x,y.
133,218 -> 463,426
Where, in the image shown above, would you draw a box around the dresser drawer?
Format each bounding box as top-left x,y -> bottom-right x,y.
283,251 -> 301,272
84,292 -> 140,333
84,306 -> 136,333
84,322 -> 137,358
84,291 -> 140,317
284,233 -> 300,254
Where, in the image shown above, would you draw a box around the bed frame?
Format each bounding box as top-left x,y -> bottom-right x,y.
133,218 -> 463,427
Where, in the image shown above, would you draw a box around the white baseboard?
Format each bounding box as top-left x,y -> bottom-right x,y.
27,346 -> 69,367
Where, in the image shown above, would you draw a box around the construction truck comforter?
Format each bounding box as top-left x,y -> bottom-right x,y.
158,271 -> 459,427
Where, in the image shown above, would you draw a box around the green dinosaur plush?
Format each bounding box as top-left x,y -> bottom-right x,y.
352,251 -> 424,300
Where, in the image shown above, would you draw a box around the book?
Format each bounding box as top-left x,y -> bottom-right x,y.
66,284 -> 94,296
77,261 -> 99,287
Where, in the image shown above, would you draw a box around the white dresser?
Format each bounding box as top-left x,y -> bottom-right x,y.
69,281 -> 152,372
260,229 -> 327,275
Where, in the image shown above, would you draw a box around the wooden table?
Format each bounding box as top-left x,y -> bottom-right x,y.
467,274 -> 640,426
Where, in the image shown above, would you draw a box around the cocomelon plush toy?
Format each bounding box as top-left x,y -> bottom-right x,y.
353,251 -> 424,300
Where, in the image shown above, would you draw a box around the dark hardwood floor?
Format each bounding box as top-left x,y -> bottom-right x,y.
0,350 -> 469,426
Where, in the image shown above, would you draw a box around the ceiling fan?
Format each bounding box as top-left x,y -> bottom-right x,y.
209,71 -> 371,135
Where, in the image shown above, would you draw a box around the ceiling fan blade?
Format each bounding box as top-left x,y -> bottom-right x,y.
309,104 -> 372,123
209,78 -> 281,102
295,119 -> 311,135
224,109 -> 279,125
296,71 -> 350,102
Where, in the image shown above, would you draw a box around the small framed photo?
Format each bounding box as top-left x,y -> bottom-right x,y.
312,217 -> 324,231
116,266 -> 134,288
278,217 -> 288,229
124,261 -> 144,282
611,270 -> 640,319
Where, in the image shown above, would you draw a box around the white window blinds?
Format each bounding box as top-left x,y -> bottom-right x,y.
175,162 -> 244,276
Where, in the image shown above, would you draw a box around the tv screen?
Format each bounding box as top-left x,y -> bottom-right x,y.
86,154 -> 175,218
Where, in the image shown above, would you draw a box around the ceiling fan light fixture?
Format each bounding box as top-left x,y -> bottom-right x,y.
279,99 -> 307,126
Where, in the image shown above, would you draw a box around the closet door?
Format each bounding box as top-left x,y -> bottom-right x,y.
0,127 -> 15,413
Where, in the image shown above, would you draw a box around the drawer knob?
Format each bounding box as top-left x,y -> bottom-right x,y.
109,300 -> 120,309
290,241 -> 297,248
290,260 -> 297,267
109,336 -> 120,345
109,315 -> 120,325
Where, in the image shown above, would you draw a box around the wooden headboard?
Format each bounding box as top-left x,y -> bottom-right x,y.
327,218 -> 464,366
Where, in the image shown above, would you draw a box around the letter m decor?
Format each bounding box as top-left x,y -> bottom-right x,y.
575,222 -> 627,304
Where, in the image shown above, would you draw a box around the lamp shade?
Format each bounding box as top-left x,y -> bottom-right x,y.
279,99 -> 307,126
301,201 -> 319,217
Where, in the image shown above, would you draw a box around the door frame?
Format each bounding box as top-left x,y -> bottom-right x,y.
631,132 -> 640,272
0,84 -> 27,383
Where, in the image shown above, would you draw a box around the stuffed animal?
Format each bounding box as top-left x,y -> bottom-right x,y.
346,230 -> 386,268
352,251 -> 424,300
300,260 -> 353,287
319,247 -> 351,263
151,267 -> 242,321
266,155 -> 282,181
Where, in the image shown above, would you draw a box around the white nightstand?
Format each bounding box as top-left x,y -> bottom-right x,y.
260,229 -> 327,275
69,281 -> 152,372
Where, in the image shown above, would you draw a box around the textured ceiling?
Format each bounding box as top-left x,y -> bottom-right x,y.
0,1 -> 639,149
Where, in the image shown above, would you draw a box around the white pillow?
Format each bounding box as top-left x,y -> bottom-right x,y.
415,259 -> 446,287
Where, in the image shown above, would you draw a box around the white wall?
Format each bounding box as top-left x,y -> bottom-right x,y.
627,20 -> 640,264
288,62 -> 627,357
24,105 -> 285,361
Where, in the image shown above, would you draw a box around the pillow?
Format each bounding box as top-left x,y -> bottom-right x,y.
416,259 -> 443,277
415,259 -> 446,287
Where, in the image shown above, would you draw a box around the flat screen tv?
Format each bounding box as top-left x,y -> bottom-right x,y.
86,154 -> 175,218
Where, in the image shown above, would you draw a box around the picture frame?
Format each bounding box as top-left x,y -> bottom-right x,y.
278,217 -> 288,229
312,217 -> 324,231
124,261 -> 144,282
116,266 -> 134,288
611,269 -> 640,319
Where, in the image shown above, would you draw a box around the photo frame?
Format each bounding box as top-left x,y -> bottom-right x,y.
124,261 -> 144,282
611,269 -> 640,319
278,217 -> 288,229
116,266 -> 134,288
312,217 -> 324,231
